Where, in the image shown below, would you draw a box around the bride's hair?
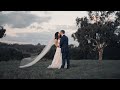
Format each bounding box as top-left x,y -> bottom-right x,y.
55,32 -> 61,40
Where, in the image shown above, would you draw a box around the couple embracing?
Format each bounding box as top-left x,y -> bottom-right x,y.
48,30 -> 70,69
19,30 -> 70,69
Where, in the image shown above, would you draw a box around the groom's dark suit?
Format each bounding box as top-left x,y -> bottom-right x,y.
60,35 -> 70,68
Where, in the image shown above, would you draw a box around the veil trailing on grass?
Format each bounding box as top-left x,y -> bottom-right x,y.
19,35 -> 54,68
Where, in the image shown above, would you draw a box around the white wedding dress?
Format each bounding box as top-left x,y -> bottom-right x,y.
19,37 -> 67,69
47,39 -> 62,69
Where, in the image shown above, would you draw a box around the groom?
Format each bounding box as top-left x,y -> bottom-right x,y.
60,30 -> 70,69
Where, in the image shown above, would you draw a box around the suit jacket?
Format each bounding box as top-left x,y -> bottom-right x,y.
60,35 -> 69,53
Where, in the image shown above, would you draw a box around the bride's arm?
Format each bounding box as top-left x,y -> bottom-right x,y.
54,39 -> 58,47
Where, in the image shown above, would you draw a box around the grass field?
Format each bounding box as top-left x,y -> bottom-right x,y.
0,60 -> 120,79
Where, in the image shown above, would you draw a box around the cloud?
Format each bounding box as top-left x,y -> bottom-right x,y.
2,24 -> 78,45
0,11 -> 86,46
1,31 -> 53,45
1,21 -> 79,45
0,11 -> 51,28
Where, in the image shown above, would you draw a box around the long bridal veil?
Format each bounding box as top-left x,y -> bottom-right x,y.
19,35 -> 54,68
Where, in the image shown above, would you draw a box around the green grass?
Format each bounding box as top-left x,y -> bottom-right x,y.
0,60 -> 120,79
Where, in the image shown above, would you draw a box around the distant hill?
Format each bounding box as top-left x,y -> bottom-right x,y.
0,42 -> 45,61
0,42 -> 120,61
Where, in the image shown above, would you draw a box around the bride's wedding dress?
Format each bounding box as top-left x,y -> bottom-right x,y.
19,37 -> 67,69
47,39 -> 62,69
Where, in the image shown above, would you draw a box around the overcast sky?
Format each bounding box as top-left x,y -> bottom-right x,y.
0,11 -> 88,45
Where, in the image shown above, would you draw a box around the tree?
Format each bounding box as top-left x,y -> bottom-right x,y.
0,26 -> 6,38
72,11 -> 120,61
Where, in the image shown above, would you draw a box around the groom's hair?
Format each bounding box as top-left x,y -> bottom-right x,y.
61,30 -> 65,34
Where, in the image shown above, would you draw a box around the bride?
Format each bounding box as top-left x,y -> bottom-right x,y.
19,32 -> 66,69
47,32 -> 62,69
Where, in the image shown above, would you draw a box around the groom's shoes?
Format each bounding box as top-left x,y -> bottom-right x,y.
66,66 -> 70,69
66,67 -> 69,69
60,65 -> 70,69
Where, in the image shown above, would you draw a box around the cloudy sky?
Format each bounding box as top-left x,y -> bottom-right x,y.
0,11 -> 88,45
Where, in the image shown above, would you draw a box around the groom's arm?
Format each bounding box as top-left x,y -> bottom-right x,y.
60,37 -> 64,48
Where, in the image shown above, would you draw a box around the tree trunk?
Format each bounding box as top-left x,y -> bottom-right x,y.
98,48 -> 103,61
